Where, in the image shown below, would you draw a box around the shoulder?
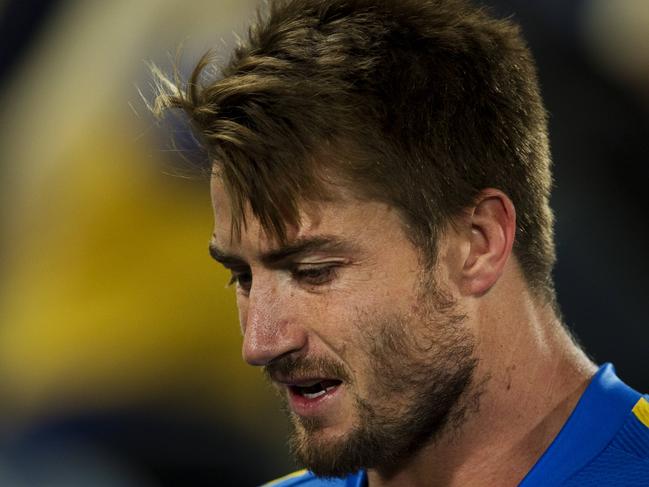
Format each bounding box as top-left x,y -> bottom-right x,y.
609,395 -> 649,459
521,365 -> 649,486
631,395 -> 649,434
563,395 -> 649,486
612,394 -> 649,459
262,469 -> 364,487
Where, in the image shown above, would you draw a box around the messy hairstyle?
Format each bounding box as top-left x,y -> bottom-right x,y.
153,0 -> 556,297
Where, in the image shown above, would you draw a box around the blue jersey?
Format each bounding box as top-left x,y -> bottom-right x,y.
264,363 -> 649,486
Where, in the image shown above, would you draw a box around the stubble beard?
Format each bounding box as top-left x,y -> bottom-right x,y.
271,285 -> 479,478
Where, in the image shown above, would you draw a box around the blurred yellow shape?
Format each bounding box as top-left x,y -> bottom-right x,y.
0,113 -> 274,434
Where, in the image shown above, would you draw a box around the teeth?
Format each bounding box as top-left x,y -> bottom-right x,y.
303,389 -> 327,399
299,383 -> 339,400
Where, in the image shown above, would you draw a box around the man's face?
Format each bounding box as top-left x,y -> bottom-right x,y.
210,178 -> 477,476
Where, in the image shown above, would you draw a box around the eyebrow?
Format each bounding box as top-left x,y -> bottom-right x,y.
208,235 -> 360,267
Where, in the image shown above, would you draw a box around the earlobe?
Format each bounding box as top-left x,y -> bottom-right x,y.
461,190 -> 516,296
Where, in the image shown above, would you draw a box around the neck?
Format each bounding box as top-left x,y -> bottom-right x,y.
367,265 -> 596,487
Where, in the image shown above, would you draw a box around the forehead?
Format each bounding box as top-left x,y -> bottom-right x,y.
209,176 -> 407,255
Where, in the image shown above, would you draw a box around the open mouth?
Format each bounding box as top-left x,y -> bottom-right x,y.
289,379 -> 342,400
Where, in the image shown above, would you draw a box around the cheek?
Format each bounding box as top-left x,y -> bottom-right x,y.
303,297 -> 359,359
315,296 -> 391,363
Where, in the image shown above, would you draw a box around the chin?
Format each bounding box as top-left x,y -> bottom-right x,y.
287,410 -> 363,475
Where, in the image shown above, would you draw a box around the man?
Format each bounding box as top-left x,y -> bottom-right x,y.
153,0 -> 649,485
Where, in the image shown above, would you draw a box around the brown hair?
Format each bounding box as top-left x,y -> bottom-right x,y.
154,0 -> 556,297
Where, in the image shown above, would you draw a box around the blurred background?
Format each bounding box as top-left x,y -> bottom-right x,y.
0,0 -> 647,485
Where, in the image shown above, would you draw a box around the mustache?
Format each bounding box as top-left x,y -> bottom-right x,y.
264,354 -> 352,383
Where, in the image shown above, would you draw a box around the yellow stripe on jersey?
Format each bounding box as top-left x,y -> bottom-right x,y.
263,469 -> 309,486
632,397 -> 649,428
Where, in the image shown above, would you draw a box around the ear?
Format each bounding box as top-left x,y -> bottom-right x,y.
460,189 -> 516,296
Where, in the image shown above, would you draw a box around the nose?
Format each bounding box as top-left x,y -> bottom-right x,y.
240,274 -> 306,366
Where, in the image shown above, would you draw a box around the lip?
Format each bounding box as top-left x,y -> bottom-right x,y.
283,380 -> 344,417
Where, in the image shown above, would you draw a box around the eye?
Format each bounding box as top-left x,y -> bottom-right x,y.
292,264 -> 339,286
228,269 -> 252,293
